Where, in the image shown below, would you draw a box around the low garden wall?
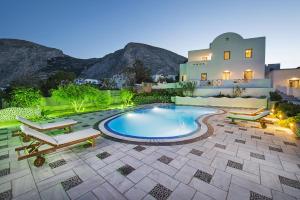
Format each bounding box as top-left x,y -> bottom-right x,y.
174,96 -> 268,108
0,107 -> 41,121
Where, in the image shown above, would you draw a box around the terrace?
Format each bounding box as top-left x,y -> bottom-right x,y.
0,104 -> 300,200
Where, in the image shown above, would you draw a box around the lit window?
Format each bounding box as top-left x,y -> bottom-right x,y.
245,49 -> 253,58
181,75 -> 186,81
201,73 -> 207,81
223,71 -> 230,80
244,70 -> 253,80
224,51 -> 230,60
289,80 -> 300,88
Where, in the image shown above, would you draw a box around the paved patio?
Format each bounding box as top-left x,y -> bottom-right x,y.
1,107 -> 300,200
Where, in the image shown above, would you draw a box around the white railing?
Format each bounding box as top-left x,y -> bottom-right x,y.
187,79 -> 271,88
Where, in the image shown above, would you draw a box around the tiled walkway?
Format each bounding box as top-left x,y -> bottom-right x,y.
1,107 -> 300,200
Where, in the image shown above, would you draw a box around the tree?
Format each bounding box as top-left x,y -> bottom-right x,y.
40,71 -> 76,96
10,87 -> 42,108
125,60 -> 152,84
91,90 -> 112,108
120,89 -> 134,105
52,83 -> 99,112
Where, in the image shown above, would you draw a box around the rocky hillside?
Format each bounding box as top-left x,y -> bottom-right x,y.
0,39 -> 187,86
81,42 -> 187,79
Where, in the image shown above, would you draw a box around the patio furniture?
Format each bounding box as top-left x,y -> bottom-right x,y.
227,111 -> 270,128
229,106 -> 265,116
16,116 -> 77,141
15,125 -> 101,167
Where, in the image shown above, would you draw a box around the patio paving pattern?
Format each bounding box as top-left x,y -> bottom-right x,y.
0,107 -> 300,199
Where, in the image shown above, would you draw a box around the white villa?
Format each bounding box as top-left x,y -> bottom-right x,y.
179,32 -> 272,97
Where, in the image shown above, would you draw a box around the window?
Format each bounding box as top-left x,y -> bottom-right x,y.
244,70 -> 253,80
224,51 -> 230,60
223,71 -> 230,80
181,75 -> 186,81
289,80 -> 300,88
245,49 -> 253,58
201,73 -> 207,81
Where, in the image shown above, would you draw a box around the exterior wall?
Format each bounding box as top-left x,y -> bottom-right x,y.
175,96 -> 267,109
270,68 -> 300,98
180,32 -> 266,81
193,88 -> 272,97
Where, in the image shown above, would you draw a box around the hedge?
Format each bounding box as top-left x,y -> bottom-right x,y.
0,107 -> 41,121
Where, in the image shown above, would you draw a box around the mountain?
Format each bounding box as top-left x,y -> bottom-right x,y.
0,39 -> 187,87
81,42 -> 187,79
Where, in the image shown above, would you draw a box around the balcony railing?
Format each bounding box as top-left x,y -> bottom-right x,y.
188,79 -> 271,88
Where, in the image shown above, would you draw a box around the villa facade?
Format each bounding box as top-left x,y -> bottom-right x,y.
179,32 -> 272,97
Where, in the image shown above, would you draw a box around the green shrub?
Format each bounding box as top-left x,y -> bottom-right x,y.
270,91 -> 282,101
276,102 -> 300,117
92,90 -> 112,107
10,87 -> 42,108
179,81 -> 197,97
133,93 -> 171,104
0,107 -> 41,121
52,84 -> 103,112
120,89 -> 134,105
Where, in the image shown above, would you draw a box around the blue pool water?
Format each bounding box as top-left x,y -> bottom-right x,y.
105,105 -> 217,139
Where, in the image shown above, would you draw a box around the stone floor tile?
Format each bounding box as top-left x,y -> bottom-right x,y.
168,183 -> 196,200
151,160 -> 177,176
192,191 -> 214,200
124,186 -> 147,200
174,165 -> 197,184
97,160 -> 124,177
261,170 -> 282,192
75,191 -> 98,200
169,155 -> 189,170
231,175 -> 272,198
211,170 -> 231,191
37,170 -> 76,192
135,177 -> 157,193
40,184 -> 69,200
67,175 -> 104,199
227,183 -> 250,200
120,155 -> 143,169
105,171 -> 134,193
127,164 -> 153,183
12,174 -> 36,197
148,170 -> 179,190
189,178 -> 227,200
226,167 -> 260,183
211,156 -> 228,171
272,190 -> 297,200
92,182 -> 126,200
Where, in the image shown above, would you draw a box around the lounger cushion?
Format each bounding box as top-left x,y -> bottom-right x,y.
229,106 -> 265,115
17,116 -> 77,130
20,125 -> 58,145
16,116 -> 43,129
40,119 -> 77,129
20,125 -> 100,146
54,128 -> 100,145
227,111 -> 270,121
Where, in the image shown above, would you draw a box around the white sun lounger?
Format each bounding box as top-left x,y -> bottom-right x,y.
16,116 -> 77,131
227,111 -> 270,128
15,125 -> 101,167
229,106 -> 265,116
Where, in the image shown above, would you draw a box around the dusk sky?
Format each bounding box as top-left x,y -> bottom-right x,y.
1,0 -> 299,68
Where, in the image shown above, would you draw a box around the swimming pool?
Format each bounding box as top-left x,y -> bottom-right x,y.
100,105 -> 218,141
